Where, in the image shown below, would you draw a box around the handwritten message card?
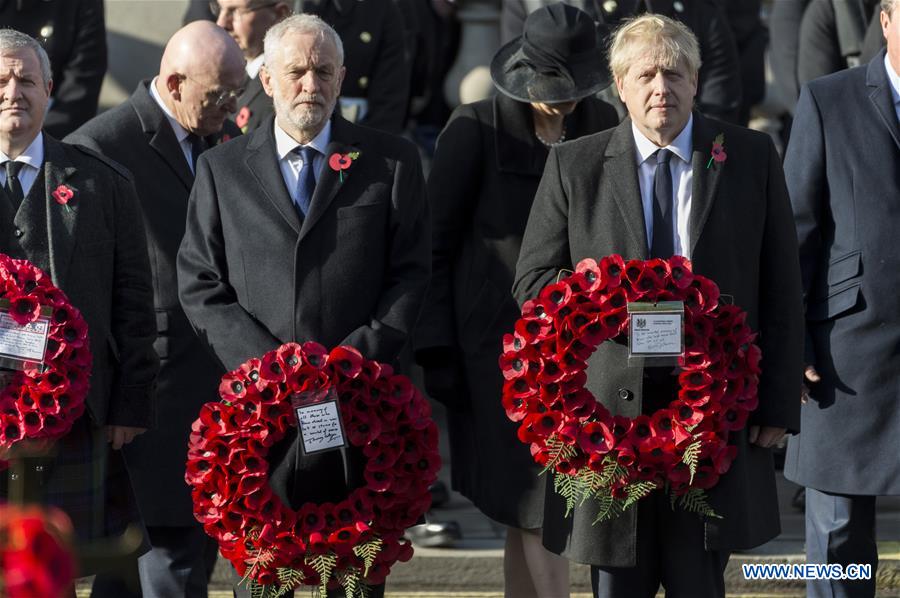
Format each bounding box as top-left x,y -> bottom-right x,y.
296,399 -> 347,455
630,313 -> 683,355
0,312 -> 49,363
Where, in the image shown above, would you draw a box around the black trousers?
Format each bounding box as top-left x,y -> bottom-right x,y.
805,488 -> 878,598
591,491 -> 730,598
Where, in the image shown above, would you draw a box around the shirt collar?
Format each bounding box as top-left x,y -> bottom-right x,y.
632,114 -> 694,166
149,76 -> 192,144
0,131 -> 44,169
246,54 -> 265,79
884,53 -> 900,106
274,119 -> 332,160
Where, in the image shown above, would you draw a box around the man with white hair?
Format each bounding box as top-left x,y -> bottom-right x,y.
513,13 -> 803,597
784,1 -> 900,595
177,14 -> 429,596
67,21 -> 245,598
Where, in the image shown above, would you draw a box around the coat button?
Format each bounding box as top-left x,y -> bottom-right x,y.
360,31 -> 372,43
602,0 -> 617,13
358,76 -> 369,89
40,24 -> 53,39
14,228 -> 23,238
617,388 -> 633,401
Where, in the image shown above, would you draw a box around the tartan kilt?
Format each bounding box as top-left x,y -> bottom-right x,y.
2,415 -> 149,574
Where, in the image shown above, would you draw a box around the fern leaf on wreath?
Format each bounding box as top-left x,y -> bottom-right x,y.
623,481 -> 658,509
554,472 -> 579,517
682,439 -> 702,484
306,553 -> 338,595
678,488 -> 723,519
352,537 -> 384,577
540,434 -> 579,476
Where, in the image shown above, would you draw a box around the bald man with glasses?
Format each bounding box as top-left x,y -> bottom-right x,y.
66,21 -> 244,598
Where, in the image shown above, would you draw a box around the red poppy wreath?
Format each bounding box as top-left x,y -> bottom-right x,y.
500,255 -> 761,522
0,254 -> 91,468
186,342 -> 440,597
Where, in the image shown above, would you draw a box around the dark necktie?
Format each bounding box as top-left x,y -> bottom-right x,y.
650,148 -> 674,258
4,161 -> 25,211
187,133 -> 208,172
294,146 -> 318,217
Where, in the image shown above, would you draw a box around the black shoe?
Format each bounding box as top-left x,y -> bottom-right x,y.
429,480 -> 450,508
406,520 -> 462,548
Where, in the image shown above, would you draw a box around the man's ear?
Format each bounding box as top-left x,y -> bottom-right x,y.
260,65 -> 275,98
614,76 -> 626,103
336,65 -> 346,95
45,78 -> 53,98
166,73 -> 184,101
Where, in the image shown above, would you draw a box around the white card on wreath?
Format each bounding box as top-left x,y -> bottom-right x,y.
0,311 -> 49,363
627,301 -> 685,357
295,398 -> 347,455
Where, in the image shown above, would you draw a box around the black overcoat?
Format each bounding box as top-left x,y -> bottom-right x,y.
177,115 -> 429,506
414,94 -> 618,527
783,52 -> 900,496
66,81 -> 237,526
234,74 -> 272,134
512,114 -> 803,566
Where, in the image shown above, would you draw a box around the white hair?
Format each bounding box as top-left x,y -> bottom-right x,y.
263,13 -> 344,69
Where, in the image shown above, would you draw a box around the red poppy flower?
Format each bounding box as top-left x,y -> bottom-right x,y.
579,421 -> 615,455
235,106 -> 251,129
598,255 -> 625,288
51,184 -> 75,206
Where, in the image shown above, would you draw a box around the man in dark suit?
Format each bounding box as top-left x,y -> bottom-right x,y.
783,2 -> 900,595
512,14 -> 803,597
500,0 -> 743,123
0,0 -> 107,138
177,13 -> 428,596
209,0 -> 291,133
0,26 -> 158,587
66,21 -> 245,598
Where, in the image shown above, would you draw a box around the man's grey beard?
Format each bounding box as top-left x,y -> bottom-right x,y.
273,92 -> 333,136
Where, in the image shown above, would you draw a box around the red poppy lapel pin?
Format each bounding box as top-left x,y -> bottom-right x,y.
706,134 -> 726,169
328,151 -> 360,182
52,184 -> 75,212
235,106 -> 251,132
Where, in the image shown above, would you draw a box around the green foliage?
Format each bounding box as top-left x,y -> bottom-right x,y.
623,481 -> 658,509
272,568 -> 306,597
681,439 -> 702,484
678,488 -> 723,519
306,553 -> 338,595
540,435 -> 579,476
336,569 -> 361,598
554,472 -> 580,517
352,536 -> 383,577
592,489 -> 623,524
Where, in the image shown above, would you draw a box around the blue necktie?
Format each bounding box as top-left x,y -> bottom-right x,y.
294,146 -> 317,217
650,149 -> 674,258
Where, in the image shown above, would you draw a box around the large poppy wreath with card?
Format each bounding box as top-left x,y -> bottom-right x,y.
500,255 -> 761,522
0,254 -> 91,468
187,342 -> 440,597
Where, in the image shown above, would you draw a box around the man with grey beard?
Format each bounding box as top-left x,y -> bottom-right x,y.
176,14 -> 429,596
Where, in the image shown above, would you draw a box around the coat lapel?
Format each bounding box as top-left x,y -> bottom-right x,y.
299,117 -> 360,242
131,81 -> 194,189
866,51 -> 900,151
604,119 -> 649,257
42,137 -> 79,288
245,120 -> 303,234
688,113 -> 723,256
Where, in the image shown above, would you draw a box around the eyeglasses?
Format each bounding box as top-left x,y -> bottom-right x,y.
182,74 -> 246,108
209,1 -> 279,21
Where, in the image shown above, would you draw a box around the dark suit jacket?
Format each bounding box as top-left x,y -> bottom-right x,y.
783,52 -> 900,495
305,0 -> 411,134
66,81 -> 236,525
177,115 -> 429,505
512,114 -> 803,566
500,0 -> 742,122
4,135 -> 158,427
0,0 -> 107,138
235,74 -> 272,134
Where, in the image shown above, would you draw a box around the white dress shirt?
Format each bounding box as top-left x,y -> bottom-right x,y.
884,53 -> 900,123
246,54 -> 265,79
0,132 -> 44,198
632,115 -> 694,258
274,120 -> 331,205
149,77 -> 196,172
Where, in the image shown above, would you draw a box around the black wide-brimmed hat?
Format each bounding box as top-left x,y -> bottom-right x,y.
490,3 -> 611,104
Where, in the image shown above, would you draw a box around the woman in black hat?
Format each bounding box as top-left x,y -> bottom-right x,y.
414,4 -> 619,596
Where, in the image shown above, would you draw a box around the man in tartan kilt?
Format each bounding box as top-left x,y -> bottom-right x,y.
0,28 -> 159,594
